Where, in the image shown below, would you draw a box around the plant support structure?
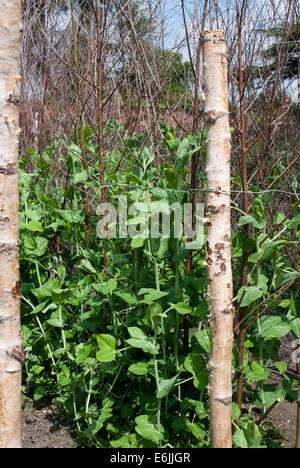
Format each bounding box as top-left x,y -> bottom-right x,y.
0,0 -> 23,448
202,30 -> 234,449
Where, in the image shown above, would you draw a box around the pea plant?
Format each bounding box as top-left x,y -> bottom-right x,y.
20,123 -> 299,448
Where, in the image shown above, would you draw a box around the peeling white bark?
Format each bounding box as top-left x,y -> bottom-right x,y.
202,30 -> 234,449
0,0 -> 23,448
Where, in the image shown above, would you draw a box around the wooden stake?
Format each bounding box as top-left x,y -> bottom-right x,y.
202,30 -> 234,448
0,0 -> 23,448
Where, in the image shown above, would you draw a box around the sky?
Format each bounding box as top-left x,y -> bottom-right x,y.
154,0 -> 299,101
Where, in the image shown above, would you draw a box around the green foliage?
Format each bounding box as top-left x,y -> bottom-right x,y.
20,122 -> 299,448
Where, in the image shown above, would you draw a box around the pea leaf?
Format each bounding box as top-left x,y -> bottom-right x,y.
131,236 -> 145,249
170,302 -> 192,315
114,290 -> 137,306
79,259 -> 97,274
96,334 -> 116,362
156,376 -> 177,398
238,215 -> 266,230
232,430 -> 248,448
259,316 -> 291,339
290,318 -> 300,339
246,361 -> 270,381
25,220 -> 44,232
237,286 -> 264,307
186,421 -> 206,441
128,362 -> 149,376
126,327 -> 159,355
232,402 -> 241,421
92,279 -> 117,295
142,290 -> 169,305
195,329 -> 210,353
135,415 -> 164,445
76,345 -> 92,365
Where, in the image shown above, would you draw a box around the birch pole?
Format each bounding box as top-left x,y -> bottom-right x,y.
0,0 -> 23,448
202,31 -> 234,448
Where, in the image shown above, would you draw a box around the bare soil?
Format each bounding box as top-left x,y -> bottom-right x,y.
22,399 -> 76,449
266,333 -> 298,448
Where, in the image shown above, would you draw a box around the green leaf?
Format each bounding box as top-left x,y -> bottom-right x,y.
51,288 -> 71,303
73,171 -> 87,185
128,362 -> 149,376
25,220 -> 44,232
175,138 -> 190,172
232,430 -> 248,448
195,302 -> 210,320
195,402 -> 208,420
25,209 -> 43,221
170,302 -> 192,315
146,302 -> 163,328
131,236 -> 145,249
195,329 -> 210,353
245,421 -> 262,448
96,334 -> 116,362
126,327 -> 159,355
280,270 -> 299,285
246,361 -> 270,381
232,402 -> 241,421
186,421 -> 206,441
172,418 -> 187,431
165,138 -> 180,152
237,286 -> 264,307
274,212 -> 286,225
138,288 -> 156,296
172,248 -> 189,263
287,215 -> 300,229
184,353 -> 207,389
252,198 -> 264,219
291,318 -> 300,339
155,237 -> 169,260
238,215 -> 266,230
142,290 -> 169,305
279,299 -> 291,308
31,302 -> 57,315
92,279 -> 117,295
33,386 -> 46,401
274,362 -> 287,374
150,188 -> 169,200
110,436 -> 131,448
156,376 -> 177,398
111,254 -> 130,265
135,415 -> 164,445
125,172 -> 142,186
82,421 -> 103,439
184,353 -> 203,376
260,316 -> 291,339
76,345 -> 91,365
47,318 -> 64,328
114,290 -> 137,306
58,365 -> 71,386
79,259 -> 97,274
260,240 -> 287,261
261,387 -> 286,408
24,236 -> 48,257
57,209 -> 83,223
193,371 -> 209,390
242,237 -> 256,253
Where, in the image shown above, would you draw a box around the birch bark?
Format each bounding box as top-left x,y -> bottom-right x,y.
202,30 -> 234,448
0,0 -> 23,448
